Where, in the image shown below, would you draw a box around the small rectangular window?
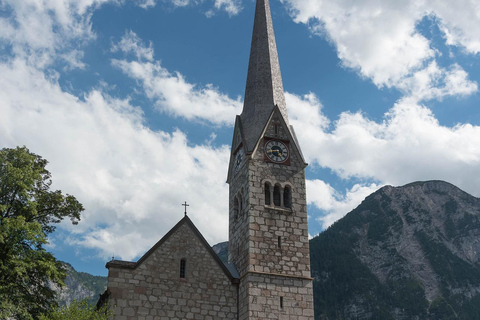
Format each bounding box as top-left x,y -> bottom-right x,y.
280,297 -> 284,309
278,236 -> 282,249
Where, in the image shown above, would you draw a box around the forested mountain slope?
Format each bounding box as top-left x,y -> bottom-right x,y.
311,180 -> 480,319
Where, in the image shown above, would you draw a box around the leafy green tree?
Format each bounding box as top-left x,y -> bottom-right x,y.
0,146 -> 84,319
39,300 -> 112,320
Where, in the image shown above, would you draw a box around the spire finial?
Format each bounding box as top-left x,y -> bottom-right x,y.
240,0 -> 289,152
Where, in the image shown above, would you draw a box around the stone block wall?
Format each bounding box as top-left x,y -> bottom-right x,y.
106,221 -> 238,320
240,273 -> 314,320
245,116 -> 311,279
229,110 -> 314,320
229,157 -> 251,277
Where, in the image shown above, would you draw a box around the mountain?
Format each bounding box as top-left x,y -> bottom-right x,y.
311,180 -> 480,319
52,262 -> 107,306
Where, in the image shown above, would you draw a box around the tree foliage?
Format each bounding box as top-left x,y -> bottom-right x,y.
0,146 -> 84,319
39,300 -> 112,320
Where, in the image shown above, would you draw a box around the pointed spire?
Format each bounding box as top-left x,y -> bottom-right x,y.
240,0 -> 288,153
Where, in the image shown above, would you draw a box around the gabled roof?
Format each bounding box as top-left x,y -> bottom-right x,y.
240,0 -> 289,153
106,216 -> 239,283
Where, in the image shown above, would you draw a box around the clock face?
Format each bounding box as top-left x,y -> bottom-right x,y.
265,140 -> 289,163
234,148 -> 244,173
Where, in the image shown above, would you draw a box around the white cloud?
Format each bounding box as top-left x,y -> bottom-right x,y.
0,58 -> 231,261
143,0 -> 242,16
0,0 -> 245,72
433,1 -> 480,54
307,180 -> 381,229
397,62 -> 478,101
0,0 -> 111,68
111,31 -> 243,125
207,0 -> 242,17
111,30 -> 154,62
280,0 -> 480,226
288,92 -> 480,202
136,0 -> 157,9
282,0 -> 479,101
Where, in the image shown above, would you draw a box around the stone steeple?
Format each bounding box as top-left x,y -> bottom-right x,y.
227,1 -> 314,319
240,0 -> 288,153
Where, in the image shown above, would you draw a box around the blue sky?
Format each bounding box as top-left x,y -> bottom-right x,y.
1,0 -> 479,276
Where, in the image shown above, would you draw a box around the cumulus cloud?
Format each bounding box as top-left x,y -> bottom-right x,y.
144,0 -> 242,16
136,0 -> 157,9
0,0 -> 111,68
397,62 -> 478,101
282,0 -> 479,101
307,180 -> 381,229
111,31 -> 243,125
206,0 -> 242,17
0,58 -> 231,260
111,30 -> 155,62
288,92 -> 480,204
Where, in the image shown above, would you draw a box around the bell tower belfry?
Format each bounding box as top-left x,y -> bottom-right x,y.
226,0 -> 314,319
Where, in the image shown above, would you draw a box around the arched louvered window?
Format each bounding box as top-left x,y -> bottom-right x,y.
284,186 -> 292,208
273,185 -> 281,206
180,259 -> 186,278
265,183 -> 271,205
233,196 -> 239,220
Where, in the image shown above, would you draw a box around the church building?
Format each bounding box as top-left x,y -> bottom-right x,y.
104,0 -> 315,318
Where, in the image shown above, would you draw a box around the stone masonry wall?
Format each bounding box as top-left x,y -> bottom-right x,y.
107,222 -> 238,320
228,110 -> 314,320
242,273 -> 314,320
247,113 -> 311,279
229,153 -> 251,277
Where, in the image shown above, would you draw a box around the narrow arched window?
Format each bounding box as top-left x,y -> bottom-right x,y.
284,186 -> 292,208
239,193 -> 243,213
273,185 -> 281,206
233,197 -> 239,220
180,259 -> 186,278
265,183 -> 271,205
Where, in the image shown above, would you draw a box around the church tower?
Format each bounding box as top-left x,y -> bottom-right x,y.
227,0 -> 314,319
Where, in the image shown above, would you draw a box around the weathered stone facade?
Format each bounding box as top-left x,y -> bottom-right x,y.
226,0 -> 315,317
240,274 -> 314,320
228,107 -> 314,320
106,218 -> 238,320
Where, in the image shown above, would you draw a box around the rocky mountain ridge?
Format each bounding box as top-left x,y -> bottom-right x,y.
52,262 -> 107,306
311,180 -> 480,319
